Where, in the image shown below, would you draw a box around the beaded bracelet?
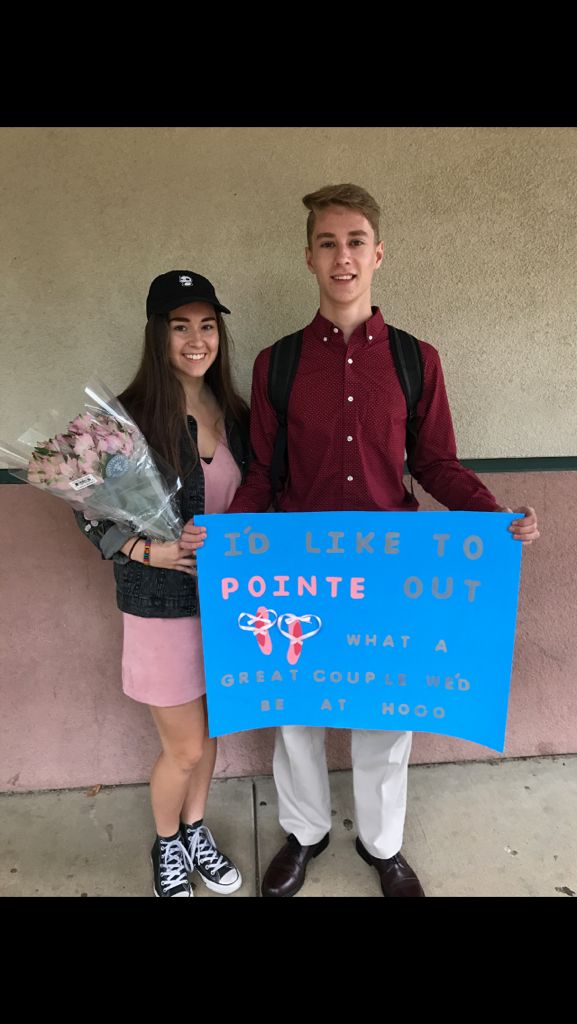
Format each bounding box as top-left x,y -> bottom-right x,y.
143,538 -> 152,565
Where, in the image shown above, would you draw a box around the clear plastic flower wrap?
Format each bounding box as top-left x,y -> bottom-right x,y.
0,377 -> 183,541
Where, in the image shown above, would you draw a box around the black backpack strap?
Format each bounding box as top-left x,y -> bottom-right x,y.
387,325 -> 424,474
267,330 -> 304,496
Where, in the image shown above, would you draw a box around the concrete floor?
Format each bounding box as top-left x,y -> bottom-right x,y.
1,755 -> 575,897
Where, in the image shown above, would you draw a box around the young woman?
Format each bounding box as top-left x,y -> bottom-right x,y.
78,270 -> 249,897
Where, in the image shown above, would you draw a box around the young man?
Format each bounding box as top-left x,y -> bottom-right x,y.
227,184 -> 539,897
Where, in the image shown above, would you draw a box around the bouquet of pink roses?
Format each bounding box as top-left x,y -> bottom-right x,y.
0,378 -> 183,541
26,411 -> 137,491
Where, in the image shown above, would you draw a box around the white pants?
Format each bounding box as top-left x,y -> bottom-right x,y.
273,726 -> 412,859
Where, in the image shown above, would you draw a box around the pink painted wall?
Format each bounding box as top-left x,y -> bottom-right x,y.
1,473 -> 575,792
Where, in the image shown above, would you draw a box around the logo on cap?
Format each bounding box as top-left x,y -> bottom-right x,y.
179,275 -> 193,286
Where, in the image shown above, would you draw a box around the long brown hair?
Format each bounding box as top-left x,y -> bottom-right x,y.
118,310 -> 249,477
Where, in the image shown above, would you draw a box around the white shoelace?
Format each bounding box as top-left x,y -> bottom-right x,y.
159,838 -> 193,892
238,609 -> 277,639
276,613 -> 322,644
187,825 -> 227,874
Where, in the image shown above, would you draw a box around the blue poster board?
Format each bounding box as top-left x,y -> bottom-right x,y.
195,511 -> 522,751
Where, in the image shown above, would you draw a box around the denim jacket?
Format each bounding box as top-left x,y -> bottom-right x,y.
75,416 -> 249,618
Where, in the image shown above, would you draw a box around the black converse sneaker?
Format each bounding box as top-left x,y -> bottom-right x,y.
181,821 -> 242,894
151,832 -> 193,898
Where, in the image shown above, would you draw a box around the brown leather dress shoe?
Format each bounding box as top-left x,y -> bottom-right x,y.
356,837 -> 425,897
261,832 -> 330,897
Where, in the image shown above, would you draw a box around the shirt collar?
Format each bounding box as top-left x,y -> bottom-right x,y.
311,307 -> 386,345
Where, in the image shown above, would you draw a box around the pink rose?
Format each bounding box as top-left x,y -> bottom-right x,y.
72,432 -> 96,457
69,414 -> 94,435
77,452 -> 101,476
97,434 -> 125,455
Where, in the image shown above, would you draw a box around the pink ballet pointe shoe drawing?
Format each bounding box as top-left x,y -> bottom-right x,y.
277,613 -> 322,665
286,617 -> 303,665
238,607 -> 277,655
254,605 -> 274,654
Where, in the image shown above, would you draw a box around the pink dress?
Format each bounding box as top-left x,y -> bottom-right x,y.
121,440 -> 241,707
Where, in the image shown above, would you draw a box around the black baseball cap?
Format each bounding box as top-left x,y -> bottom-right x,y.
146,270 -> 231,319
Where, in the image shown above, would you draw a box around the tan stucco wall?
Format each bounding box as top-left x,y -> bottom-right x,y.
1,126 -> 576,459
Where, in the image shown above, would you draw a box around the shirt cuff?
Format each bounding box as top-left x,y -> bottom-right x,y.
99,524 -> 134,561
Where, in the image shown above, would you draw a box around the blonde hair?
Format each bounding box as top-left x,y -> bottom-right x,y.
302,183 -> 381,247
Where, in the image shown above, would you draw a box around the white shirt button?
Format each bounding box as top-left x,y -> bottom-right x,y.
347,435 -> 353,442
368,334 -> 373,341
347,358 -> 353,364
347,475 -> 354,482
323,336 -> 328,342
347,395 -> 354,402
333,327 -> 339,334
